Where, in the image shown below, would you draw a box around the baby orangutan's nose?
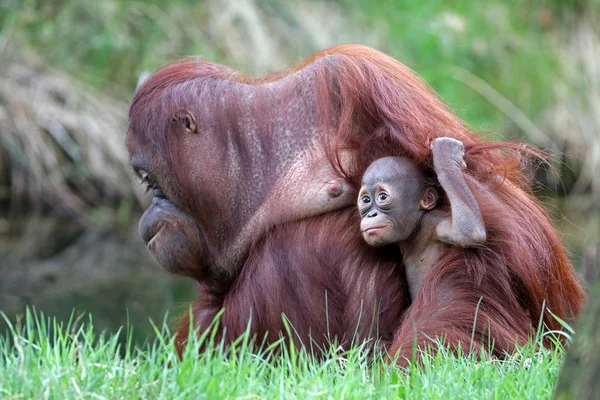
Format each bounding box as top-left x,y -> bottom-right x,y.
367,210 -> 378,218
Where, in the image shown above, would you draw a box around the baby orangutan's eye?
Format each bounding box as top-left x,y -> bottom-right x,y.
377,192 -> 389,202
361,195 -> 371,204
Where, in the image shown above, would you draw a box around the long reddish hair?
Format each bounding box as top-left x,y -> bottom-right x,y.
130,44 -> 586,361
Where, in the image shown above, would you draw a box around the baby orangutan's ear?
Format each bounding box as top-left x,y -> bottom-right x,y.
420,187 -> 438,210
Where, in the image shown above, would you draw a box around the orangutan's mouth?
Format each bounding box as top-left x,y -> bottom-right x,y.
145,223 -> 164,246
362,224 -> 392,235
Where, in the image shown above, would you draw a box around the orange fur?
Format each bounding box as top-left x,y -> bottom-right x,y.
129,45 -> 585,365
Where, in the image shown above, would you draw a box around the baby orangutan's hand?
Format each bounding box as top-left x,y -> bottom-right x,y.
431,137 -> 467,170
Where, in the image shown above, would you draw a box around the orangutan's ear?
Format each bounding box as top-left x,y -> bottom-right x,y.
420,187 -> 438,210
172,110 -> 198,134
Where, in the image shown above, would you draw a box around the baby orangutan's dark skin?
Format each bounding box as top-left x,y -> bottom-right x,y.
358,137 -> 487,298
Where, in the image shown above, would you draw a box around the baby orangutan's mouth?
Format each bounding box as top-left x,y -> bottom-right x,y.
362,224 -> 392,236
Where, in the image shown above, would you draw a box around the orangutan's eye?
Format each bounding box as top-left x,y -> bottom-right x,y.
138,169 -> 149,182
377,192 -> 389,202
137,168 -> 159,194
144,181 -> 158,194
361,195 -> 371,204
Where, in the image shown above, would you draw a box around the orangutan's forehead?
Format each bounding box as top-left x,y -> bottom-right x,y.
362,157 -> 422,185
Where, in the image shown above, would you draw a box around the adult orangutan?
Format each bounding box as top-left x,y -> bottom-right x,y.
127,45 -> 585,364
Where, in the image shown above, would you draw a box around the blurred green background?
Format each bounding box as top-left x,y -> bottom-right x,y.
0,0 -> 598,343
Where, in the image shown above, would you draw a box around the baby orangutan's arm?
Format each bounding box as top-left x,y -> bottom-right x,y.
431,137 -> 486,247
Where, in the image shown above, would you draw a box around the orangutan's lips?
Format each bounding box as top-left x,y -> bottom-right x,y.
362,225 -> 391,235
145,223 -> 164,246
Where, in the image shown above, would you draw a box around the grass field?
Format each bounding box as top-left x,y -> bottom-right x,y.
0,310 -> 566,399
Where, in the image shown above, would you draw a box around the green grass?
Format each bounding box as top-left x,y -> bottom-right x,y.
0,310 -> 566,399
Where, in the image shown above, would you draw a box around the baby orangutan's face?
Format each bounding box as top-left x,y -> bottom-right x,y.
357,183 -> 398,246
358,157 -> 436,247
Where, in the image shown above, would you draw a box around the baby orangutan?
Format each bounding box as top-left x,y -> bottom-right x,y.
358,137 -> 487,298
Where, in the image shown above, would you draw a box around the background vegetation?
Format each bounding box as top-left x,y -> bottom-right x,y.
0,0 -> 598,396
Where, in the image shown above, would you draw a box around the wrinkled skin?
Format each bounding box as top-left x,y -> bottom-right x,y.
128,76 -> 357,281
129,129 -> 212,279
358,157 -> 431,247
